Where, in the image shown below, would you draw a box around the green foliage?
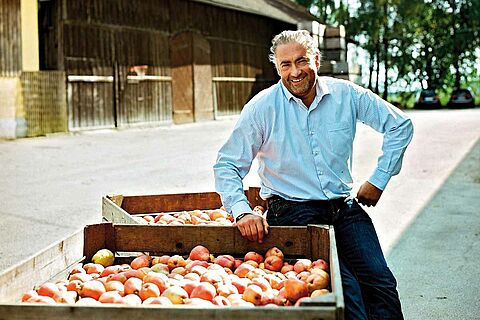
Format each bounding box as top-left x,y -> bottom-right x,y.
295,0 -> 480,102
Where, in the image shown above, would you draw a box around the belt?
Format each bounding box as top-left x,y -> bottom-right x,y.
267,195 -> 347,213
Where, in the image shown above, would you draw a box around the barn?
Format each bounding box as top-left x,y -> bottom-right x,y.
0,0 -> 352,138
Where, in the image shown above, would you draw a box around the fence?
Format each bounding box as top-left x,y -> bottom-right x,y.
20,71 -> 68,137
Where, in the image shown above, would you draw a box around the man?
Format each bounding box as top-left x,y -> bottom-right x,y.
214,30 -> 412,319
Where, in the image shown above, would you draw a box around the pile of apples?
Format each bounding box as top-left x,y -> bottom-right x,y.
21,245 -> 330,307
139,206 -> 265,226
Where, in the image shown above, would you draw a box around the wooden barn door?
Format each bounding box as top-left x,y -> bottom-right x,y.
114,30 -> 173,127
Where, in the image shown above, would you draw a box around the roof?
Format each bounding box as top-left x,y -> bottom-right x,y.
191,0 -> 317,25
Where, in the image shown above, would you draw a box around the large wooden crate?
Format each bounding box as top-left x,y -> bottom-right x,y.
0,223 -> 344,319
102,186 -> 268,224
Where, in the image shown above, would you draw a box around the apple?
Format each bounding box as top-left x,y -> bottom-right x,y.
139,282 -> 161,301
234,263 -> 255,278
185,260 -> 209,271
281,263 -> 294,274
152,255 -> 170,265
168,255 -> 187,270
191,265 -> 208,276
69,273 -> 93,282
216,283 -> 239,297
200,270 -> 224,287
80,280 -> 106,300
123,277 -> 143,295
189,245 -> 210,262
294,296 -> 311,307
306,273 -> 329,292
104,280 -> 124,295
242,284 -> 263,305
130,255 -> 152,270
310,288 -> 330,298
283,278 -> 309,303
214,255 -> 235,269
184,272 -> 201,282
190,282 -> 217,301
150,263 -> 169,275
37,282 -> 60,298
21,290 -> 38,302
231,277 -> 251,294
264,256 -> 283,272
122,294 -> 142,306
250,277 -> 272,292
98,291 -> 123,304
312,258 -> 329,272
265,247 -> 284,260
83,263 -> 105,275
106,273 -> 127,283
143,296 -> 173,305
296,271 -> 311,282
244,251 -> 264,264
161,285 -> 189,304
213,295 -> 231,306
293,259 -> 312,273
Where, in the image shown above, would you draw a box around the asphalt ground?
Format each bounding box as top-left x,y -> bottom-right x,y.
388,138 -> 480,320
0,107 -> 479,318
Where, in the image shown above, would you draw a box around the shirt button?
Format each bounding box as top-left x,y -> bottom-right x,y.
318,171 -> 324,175
313,151 -> 318,155
309,131 -> 314,135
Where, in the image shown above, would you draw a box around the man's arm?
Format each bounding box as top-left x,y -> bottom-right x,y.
213,106 -> 269,242
356,87 -> 414,205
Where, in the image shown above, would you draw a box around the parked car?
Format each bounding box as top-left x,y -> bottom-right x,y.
414,89 -> 442,109
447,89 -> 475,108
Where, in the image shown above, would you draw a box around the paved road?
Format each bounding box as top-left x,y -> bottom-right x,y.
1,107 -> 479,318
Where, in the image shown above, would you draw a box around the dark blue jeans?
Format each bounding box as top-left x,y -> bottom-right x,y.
267,197 -> 403,320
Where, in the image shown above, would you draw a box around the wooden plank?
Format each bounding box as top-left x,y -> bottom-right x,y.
329,226 -> 345,319
0,228 -> 84,303
102,196 -> 144,224
308,224 -> 330,261
112,224 -> 315,259
0,304 -> 338,320
82,223 -> 116,262
120,191 -> 223,214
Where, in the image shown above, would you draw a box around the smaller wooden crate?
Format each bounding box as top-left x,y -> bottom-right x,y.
0,223 -> 344,320
102,186 -> 267,224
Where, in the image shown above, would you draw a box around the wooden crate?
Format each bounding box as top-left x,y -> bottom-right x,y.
102,186 -> 268,224
0,223 -> 344,319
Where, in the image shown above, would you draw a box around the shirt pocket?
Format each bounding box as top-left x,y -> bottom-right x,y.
326,122 -> 352,158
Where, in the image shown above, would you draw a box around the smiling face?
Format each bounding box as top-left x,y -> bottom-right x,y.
275,42 -> 319,107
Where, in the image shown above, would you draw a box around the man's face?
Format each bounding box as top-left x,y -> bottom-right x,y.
275,42 -> 319,104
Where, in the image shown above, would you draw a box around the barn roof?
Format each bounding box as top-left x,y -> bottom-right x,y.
191,0 -> 317,25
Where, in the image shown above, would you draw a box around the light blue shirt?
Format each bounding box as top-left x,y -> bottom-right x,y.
213,76 -> 414,219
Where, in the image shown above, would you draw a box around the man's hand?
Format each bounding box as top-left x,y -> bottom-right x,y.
235,214 -> 269,243
356,181 -> 383,207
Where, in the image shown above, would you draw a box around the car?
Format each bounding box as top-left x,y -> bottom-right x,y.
447,89 -> 475,108
414,89 -> 442,109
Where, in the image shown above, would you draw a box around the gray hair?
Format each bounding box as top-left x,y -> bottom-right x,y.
268,30 -> 321,68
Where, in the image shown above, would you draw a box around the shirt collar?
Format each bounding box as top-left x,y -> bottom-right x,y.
280,76 -> 331,105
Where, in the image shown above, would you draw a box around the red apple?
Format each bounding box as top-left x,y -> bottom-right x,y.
265,247 -> 284,260
293,259 -> 312,273
189,245 -> 210,261
190,282 -> 217,301
283,278 -> 309,303
264,256 -> 283,272
244,251 -> 264,264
